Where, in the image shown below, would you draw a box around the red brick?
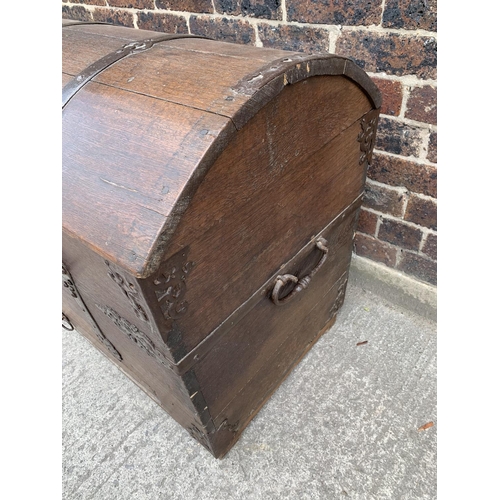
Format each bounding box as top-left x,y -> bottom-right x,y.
375,117 -> 423,157
405,86 -> 437,125
404,194 -> 437,230
287,0 -> 382,25
372,78 -> 403,117
137,12 -> 189,33
190,16 -> 255,45
258,23 -> 329,53
378,218 -> 422,251
336,30 -> 437,80
214,0 -> 280,20
157,0 -> 213,13
427,131 -> 437,163
357,209 -> 378,236
364,181 -> 405,217
422,234 -> 437,260
93,8 -> 134,27
353,233 -> 398,267
398,250 -> 437,285
368,153 -> 437,198
62,5 -> 93,21
383,0 -> 437,31
108,0 -> 154,8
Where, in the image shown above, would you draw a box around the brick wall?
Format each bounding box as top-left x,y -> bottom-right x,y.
62,0 -> 438,287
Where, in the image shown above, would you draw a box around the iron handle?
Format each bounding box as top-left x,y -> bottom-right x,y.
271,237 -> 329,306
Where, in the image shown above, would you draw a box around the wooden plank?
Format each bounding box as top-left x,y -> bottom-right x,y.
62,24 -> 197,76
211,284 -> 343,458
63,232 -> 174,363
63,31 -> 211,108
62,20 -> 109,28
63,81 -> 234,276
64,23 -> 166,42
167,37 -> 294,60
92,40 -> 374,125
93,41 -> 285,119
62,28 -> 131,76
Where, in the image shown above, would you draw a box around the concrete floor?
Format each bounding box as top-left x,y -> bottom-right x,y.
62,279 -> 437,500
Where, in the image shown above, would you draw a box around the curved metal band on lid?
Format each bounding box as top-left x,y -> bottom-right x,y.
62,34 -> 210,109
62,21 -> 111,28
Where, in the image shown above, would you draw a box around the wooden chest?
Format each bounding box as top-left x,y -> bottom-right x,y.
62,19 -> 381,458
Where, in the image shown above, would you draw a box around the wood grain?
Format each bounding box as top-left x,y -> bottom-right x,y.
147,76 -> 371,352
65,22 -> 167,42
63,28 -> 131,76
63,81 -> 233,275
211,284 -> 343,458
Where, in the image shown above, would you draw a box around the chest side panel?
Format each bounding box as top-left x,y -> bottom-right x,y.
62,233 -> 214,434
63,232 -> 174,365
146,75 -> 372,353
195,208 -> 357,421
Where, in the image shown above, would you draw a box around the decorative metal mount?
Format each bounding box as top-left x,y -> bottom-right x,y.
95,304 -> 172,369
153,254 -> 194,324
329,273 -> 349,318
358,109 -> 379,165
187,424 -> 212,451
62,263 -> 122,361
105,261 -> 149,323
62,313 -> 74,331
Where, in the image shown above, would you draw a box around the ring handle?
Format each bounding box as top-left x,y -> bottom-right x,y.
271,237 -> 329,306
62,313 -> 74,331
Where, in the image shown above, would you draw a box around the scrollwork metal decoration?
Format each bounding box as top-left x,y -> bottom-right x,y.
105,260 -> 149,323
153,255 -> 194,322
62,263 -> 122,361
95,304 -> 171,369
187,424 -> 211,451
357,109 -> 379,165
329,274 -> 348,317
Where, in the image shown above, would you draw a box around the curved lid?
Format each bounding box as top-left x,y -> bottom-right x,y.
62,22 -> 381,278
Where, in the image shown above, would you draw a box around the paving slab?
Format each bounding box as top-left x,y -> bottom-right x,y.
62,280 -> 437,500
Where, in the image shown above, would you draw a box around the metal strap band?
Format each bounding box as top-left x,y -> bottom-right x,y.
62,34 -> 209,109
62,21 -> 111,28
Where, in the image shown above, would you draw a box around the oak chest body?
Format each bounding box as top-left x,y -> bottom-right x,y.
62,20 -> 381,458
